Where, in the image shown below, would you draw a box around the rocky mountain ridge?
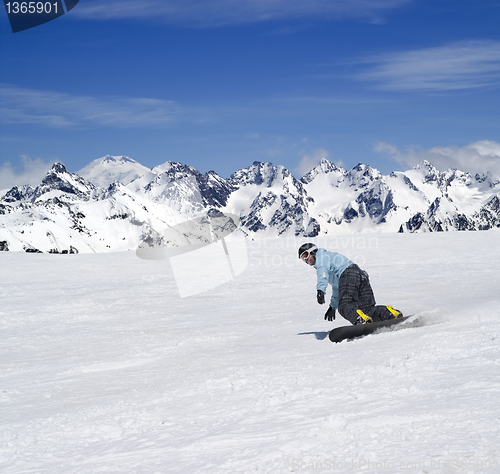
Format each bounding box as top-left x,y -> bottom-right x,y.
0,156 -> 499,253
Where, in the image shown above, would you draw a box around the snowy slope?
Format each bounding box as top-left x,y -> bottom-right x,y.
1,230 -> 499,473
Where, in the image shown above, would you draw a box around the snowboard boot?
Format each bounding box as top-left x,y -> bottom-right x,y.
355,310 -> 373,325
387,305 -> 403,319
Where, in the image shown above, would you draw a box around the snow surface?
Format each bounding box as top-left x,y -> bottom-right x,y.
1,230 -> 500,473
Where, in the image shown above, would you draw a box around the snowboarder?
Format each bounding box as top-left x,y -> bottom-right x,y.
298,243 -> 402,325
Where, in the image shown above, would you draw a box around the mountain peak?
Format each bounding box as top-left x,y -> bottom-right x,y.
49,162 -> 69,174
78,156 -> 150,188
347,163 -> 382,182
37,162 -> 95,199
301,158 -> 345,184
230,161 -> 283,187
42,162 -> 77,184
410,160 -> 443,184
413,160 -> 438,172
315,158 -> 342,174
100,155 -> 137,165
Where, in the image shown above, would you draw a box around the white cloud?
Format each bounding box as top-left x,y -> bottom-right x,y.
0,85 -> 191,129
374,140 -> 500,176
0,155 -> 55,191
357,40 -> 500,91
73,0 -> 412,26
244,132 -> 260,140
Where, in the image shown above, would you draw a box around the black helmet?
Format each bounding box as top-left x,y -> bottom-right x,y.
298,243 -> 318,259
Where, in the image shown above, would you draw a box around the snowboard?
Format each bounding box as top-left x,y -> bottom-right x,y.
329,315 -> 413,343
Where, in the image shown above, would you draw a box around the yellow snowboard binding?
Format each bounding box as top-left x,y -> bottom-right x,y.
387,305 -> 403,319
356,310 -> 373,325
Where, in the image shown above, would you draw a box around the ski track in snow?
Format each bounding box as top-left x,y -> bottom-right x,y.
1,230 -> 500,473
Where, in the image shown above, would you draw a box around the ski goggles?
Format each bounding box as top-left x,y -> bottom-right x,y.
299,246 -> 318,261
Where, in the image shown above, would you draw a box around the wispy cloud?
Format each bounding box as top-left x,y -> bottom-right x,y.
356,40 -> 500,91
73,0 -> 412,26
0,84 -> 392,132
0,85 -> 201,129
374,140 -> 500,176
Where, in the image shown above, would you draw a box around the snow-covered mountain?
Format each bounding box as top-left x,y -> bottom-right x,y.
226,161 -> 319,237
78,155 -> 150,188
303,159 -> 500,234
0,157 -> 499,253
127,161 -> 234,217
0,163 -> 165,253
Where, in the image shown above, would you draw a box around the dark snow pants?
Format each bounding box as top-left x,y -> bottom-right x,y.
338,264 -> 394,325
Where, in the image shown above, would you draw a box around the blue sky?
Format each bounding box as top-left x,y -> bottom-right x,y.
1,0 -> 500,188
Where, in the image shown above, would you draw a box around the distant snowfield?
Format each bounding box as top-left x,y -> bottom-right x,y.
1,230 -> 499,473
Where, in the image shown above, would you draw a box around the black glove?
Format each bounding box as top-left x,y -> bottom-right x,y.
317,290 -> 325,305
324,307 -> 336,321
